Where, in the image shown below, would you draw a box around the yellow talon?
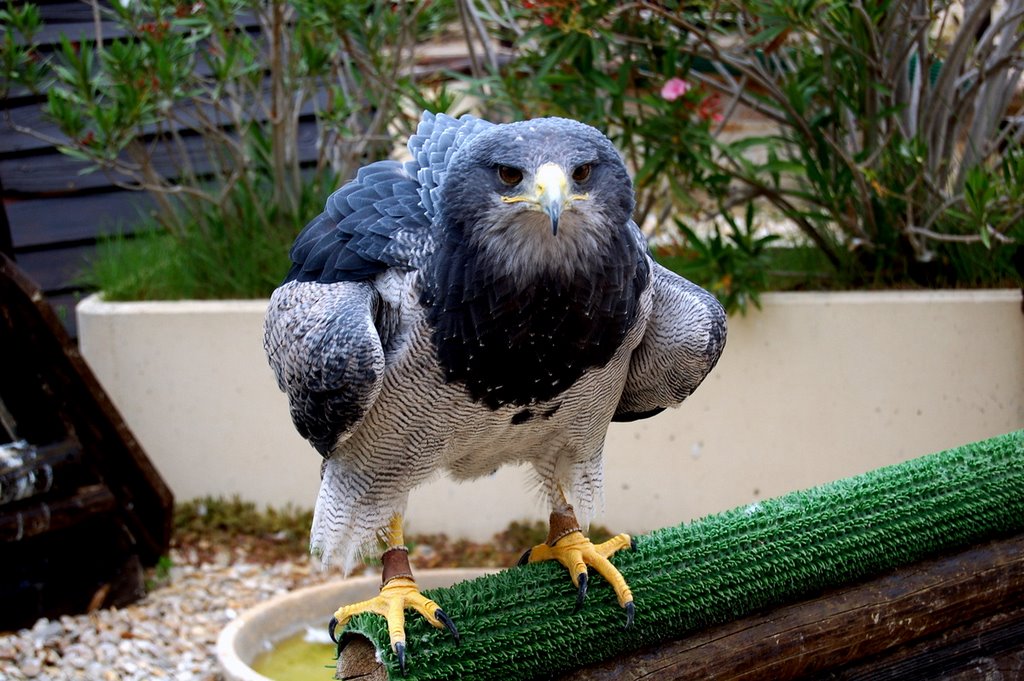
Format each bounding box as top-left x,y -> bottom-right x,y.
528,530 -> 635,608
520,498 -> 636,627
329,515 -> 459,673
333,577 -> 452,647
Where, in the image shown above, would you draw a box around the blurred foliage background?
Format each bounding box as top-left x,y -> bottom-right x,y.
2,0 -> 1021,311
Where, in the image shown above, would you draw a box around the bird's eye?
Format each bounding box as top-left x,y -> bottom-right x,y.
572,163 -> 592,183
497,165 -> 523,186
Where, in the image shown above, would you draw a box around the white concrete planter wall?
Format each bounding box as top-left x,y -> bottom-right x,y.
77,290 -> 1024,540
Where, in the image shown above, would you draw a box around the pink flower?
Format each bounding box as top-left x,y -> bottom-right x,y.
660,77 -> 690,102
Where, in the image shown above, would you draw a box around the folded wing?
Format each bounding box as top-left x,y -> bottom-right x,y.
614,262 -> 727,422
264,280 -> 386,455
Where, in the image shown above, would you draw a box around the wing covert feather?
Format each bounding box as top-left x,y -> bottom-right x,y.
614,261 -> 727,421
266,111 -> 495,456
264,280 -> 386,455
283,112 -> 492,285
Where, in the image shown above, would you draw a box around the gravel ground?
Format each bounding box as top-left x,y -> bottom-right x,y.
0,526 -> 534,681
0,548 -> 340,681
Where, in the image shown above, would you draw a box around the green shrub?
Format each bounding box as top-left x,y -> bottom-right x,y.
83,173 -> 331,299
1,0 -> 457,299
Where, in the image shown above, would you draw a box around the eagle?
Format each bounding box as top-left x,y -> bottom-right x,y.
264,112 -> 726,671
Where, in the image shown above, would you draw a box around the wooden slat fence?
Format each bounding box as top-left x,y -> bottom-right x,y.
0,1 -> 320,336
5,3 -> 153,333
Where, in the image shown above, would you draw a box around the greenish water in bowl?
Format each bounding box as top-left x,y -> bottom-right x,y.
250,630 -> 337,681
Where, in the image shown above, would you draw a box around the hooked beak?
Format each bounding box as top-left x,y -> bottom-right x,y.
533,162 -> 569,236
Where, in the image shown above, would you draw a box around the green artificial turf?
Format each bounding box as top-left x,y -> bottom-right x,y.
343,430 -> 1024,679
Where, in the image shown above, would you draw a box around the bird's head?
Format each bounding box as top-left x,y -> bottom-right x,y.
436,117 -> 635,282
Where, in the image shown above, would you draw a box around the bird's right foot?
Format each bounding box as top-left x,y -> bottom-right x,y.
518,505 -> 637,628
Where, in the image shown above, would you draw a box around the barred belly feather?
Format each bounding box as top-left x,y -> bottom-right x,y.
308,273 -> 653,572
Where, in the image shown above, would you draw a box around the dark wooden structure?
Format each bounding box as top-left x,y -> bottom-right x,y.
337,532 -> 1024,680
0,253 -> 173,631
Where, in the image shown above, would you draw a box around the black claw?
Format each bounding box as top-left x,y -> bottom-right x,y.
517,548 -> 533,566
624,601 -> 635,629
435,608 -> 460,644
328,616 -> 339,644
395,641 -> 407,675
574,573 -> 589,612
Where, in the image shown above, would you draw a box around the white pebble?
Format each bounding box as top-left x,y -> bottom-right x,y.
20,656 -> 43,677
64,642 -> 94,668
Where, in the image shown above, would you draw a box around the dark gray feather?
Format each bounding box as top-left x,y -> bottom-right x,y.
613,262 -> 727,421
264,280 -> 386,456
285,112 -> 494,285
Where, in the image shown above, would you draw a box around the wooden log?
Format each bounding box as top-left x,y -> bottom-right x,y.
563,533 -> 1024,680
335,533 -> 1024,680
830,602 -> 1024,679
332,433 -> 1024,680
337,638 -> 388,681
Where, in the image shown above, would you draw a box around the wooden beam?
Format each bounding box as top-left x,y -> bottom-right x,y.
336,533 -> 1024,680
0,438 -> 83,506
0,483 -> 116,541
337,638 -> 388,681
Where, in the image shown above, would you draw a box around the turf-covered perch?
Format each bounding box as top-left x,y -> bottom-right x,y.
340,430 -> 1024,680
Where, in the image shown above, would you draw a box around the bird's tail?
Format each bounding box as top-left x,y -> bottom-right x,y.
310,458 -> 398,574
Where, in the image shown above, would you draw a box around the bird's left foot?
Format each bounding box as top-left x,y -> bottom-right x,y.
519,508 -> 636,627
329,538 -> 458,674
329,575 -> 458,673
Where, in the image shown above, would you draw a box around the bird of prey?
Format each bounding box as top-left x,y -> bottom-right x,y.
264,112 -> 726,670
